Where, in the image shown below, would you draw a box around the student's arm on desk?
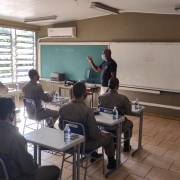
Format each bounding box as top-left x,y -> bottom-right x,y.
87,109 -> 101,139
123,96 -> 132,115
58,107 -> 64,130
37,84 -> 53,102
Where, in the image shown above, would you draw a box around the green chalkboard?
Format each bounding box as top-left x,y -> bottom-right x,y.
40,44 -> 108,83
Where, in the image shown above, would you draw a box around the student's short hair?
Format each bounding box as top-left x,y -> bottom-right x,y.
0,98 -> 15,121
108,77 -> 119,89
28,69 -> 38,80
73,82 -> 86,99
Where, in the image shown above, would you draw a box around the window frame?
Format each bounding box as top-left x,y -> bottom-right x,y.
0,27 -> 36,84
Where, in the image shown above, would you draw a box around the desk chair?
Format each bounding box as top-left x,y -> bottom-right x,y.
98,106 -> 131,150
23,97 -> 54,135
61,120 -> 104,180
0,154 -> 12,180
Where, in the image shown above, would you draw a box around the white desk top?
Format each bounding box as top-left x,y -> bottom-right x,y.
0,89 -> 21,95
51,97 -> 69,103
95,112 -> 125,126
131,105 -> 145,114
24,127 -> 84,151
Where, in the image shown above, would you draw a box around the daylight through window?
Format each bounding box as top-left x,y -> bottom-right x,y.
0,27 -> 36,83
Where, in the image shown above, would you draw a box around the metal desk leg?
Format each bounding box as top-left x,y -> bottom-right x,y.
73,146 -> 77,180
91,90 -> 94,108
59,88 -> 62,98
105,122 -> 122,178
38,146 -> 41,166
15,94 -> 19,108
34,144 -> 37,163
132,111 -> 143,156
118,122 -> 122,165
77,144 -> 80,180
116,123 -> 120,167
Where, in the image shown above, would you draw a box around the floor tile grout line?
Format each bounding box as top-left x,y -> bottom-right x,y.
144,165 -> 154,179
140,152 -> 150,163
168,159 -> 175,171
124,173 -> 131,180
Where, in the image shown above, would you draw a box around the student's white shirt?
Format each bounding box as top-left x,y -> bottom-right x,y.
100,86 -> 108,95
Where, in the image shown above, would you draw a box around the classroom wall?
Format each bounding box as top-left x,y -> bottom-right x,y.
0,19 -> 40,31
37,12 -> 180,119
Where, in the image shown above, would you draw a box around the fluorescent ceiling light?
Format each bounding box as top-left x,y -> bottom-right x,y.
90,2 -> 120,15
174,5 -> 180,11
24,15 -> 57,23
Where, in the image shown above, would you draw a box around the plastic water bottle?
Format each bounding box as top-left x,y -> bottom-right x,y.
15,83 -> 19,91
113,106 -> 118,120
64,124 -> 71,142
135,98 -> 139,109
55,90 -> 59,100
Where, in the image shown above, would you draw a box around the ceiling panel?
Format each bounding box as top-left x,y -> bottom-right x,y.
0,0 -> 179,26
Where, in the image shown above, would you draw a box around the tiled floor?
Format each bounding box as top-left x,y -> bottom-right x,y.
16,101 -> 180,180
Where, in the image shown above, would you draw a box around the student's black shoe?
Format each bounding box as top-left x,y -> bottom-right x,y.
107,159 -> 116,169
90,152 -> 102,163
123,145 -> 131,152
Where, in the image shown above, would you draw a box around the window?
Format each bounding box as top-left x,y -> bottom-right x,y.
0,27 -> 36,83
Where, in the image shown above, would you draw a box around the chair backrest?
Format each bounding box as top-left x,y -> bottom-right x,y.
98,106 -> 123,116
84,69 -> 91,80
23,97 -> 36,109
0,154 -> 12,179
63,120 -> 88,153
23,97 -> 37,119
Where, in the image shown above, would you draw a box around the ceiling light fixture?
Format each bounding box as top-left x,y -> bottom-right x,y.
24,15 -> 57,23
174,5 -> 180,11
90,2 -> 120,14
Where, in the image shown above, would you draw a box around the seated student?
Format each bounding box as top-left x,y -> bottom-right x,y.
0,97 -> 60,180
23,69 -> 59,127
98,77 -> 133,152
59,82 -> 116,169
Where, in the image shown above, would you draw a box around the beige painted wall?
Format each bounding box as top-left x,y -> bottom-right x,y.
0,19 -> 40,31
37,13 -> 180,119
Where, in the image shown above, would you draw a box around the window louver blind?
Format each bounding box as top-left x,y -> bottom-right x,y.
15,30 -> 36,82
0,28 -> 12,83
0,28 -> 36,83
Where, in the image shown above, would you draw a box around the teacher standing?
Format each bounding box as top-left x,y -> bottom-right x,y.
87,49 -> 117,95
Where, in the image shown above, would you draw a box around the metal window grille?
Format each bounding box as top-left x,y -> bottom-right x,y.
0,27 -> 36,83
